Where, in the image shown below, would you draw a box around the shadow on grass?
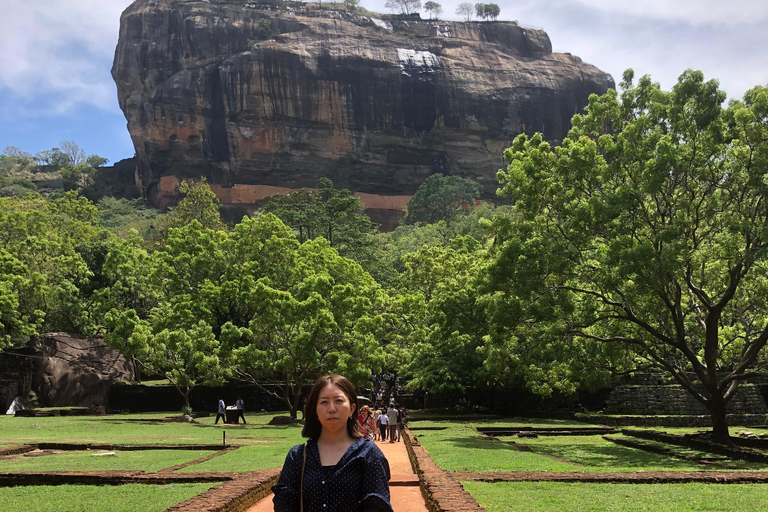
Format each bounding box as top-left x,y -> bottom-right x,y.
519,439 -> 709,469
421,431 -> 722,471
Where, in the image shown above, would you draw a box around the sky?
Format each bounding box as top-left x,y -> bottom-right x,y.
0,0 -> 766,165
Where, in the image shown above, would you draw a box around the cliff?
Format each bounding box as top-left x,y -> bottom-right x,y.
112,0 -> 614,211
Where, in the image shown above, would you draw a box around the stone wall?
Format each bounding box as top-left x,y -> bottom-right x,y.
602,384 -> 768,416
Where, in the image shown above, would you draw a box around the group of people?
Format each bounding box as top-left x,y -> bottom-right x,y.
214,395 -> 246,424
357,401 -> 405,443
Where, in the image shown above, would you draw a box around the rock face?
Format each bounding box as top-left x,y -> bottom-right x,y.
112,0 -> 614,210
30,333 -> 134,407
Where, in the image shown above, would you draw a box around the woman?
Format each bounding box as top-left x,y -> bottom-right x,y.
359,405 -> 375,441
372,408 -> 382,441
273,375 -> 392,512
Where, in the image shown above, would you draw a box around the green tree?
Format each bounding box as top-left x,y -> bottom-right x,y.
223,232 -> 387,418
404,173 -> 482,225
96,197 -> 164,241
262,178 -> 377,268
0,193 -> 108,349
102,214 -> 387,415
397,236 -> 490,393
423,1 -> 442,18
475,3 -> 499,20
165,178 -> 224,231
491,70 -> 768,444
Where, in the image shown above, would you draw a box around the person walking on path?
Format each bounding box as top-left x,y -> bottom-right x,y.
372,408 -> 382,441
396,405 -> 405,442
378,408 -> 389,441
386,405 -> 398,443
215,398 -> 226,424
235,395 -> 246,424
272,374 -> 392,511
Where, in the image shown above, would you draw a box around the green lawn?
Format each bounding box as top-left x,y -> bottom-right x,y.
0,483 -> 215,512
0,449 -> 214,473
462,481 -> 768,512
0,410 -> 298,447
0,411 -> 305,473
413,420 -> 768,472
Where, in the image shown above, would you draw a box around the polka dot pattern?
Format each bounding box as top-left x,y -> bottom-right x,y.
273,437 -> 392,512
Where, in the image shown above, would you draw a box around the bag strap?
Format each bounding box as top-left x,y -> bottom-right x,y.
300,443 -> 307,512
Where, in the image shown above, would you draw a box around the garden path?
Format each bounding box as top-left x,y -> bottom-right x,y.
245,437 -> 426,512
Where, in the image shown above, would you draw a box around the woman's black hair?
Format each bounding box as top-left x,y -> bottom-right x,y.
302,374 -> 362,440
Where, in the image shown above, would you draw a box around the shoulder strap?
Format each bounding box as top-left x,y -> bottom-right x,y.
300,443 -> 307,512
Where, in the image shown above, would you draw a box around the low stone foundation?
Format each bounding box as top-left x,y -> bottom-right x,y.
577,414 -> 767,428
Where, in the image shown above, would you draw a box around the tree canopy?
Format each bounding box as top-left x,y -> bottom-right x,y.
423,1 -> 442,19
403,173 -> 482,226
491,69 -> 768,443
474,3 -> 500,21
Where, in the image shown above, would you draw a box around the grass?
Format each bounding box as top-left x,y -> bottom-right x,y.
0,449 -> 214,473
462,481 -> 768,511
0,483 -> 215,512
0,411 -> 264,446
413,421 -> 575,472
413,419 -> 768,473
0,411 -> 305,473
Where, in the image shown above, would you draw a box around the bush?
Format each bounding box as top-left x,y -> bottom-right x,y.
10,177 -> 37,190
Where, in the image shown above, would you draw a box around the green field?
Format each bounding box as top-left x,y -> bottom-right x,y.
462,481 -> 768,512
4,412 -> 768,511
0,449 -> 214,473
0,483 -> 215,512
0,411 -> 305,474
413,418 -> 768,472
410,416 -> 768,511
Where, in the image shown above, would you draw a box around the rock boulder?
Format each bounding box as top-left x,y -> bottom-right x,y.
30,333 -> 134,407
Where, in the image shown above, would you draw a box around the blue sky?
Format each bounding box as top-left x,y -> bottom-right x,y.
1,0 -> 766,165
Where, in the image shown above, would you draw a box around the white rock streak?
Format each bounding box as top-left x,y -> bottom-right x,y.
396,49 -> 440,77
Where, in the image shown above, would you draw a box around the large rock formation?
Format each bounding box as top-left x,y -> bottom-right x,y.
112,0 -> 614,212
29,333 -> 134,407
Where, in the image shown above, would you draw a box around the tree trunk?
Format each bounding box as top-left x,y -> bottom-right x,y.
708,395 -> 732,445
132,357 -> 141,383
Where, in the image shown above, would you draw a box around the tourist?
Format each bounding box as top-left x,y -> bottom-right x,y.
359,405 -> 375,441
396,405 -> 405,442
386,404 -> 398,443
372,408 -> 382,441
235,395 -> 246,424
272,374 -> 392,511
215,397 -> 226,424
378,407 -> 389,441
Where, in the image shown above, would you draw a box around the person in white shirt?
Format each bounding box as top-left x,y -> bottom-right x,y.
378,408 -> 389,441
235,395 -> 246,424
215,398 -> 226,424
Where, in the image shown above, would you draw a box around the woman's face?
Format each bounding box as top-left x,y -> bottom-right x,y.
316,383 -> 356,435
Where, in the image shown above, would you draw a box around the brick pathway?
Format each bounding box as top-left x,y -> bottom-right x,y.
244,438 -> 427,512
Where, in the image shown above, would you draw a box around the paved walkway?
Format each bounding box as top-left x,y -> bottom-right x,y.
245,437 -> 427,512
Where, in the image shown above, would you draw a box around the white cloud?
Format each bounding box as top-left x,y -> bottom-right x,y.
0,0 -> 133,114
568,0 -> 768,26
